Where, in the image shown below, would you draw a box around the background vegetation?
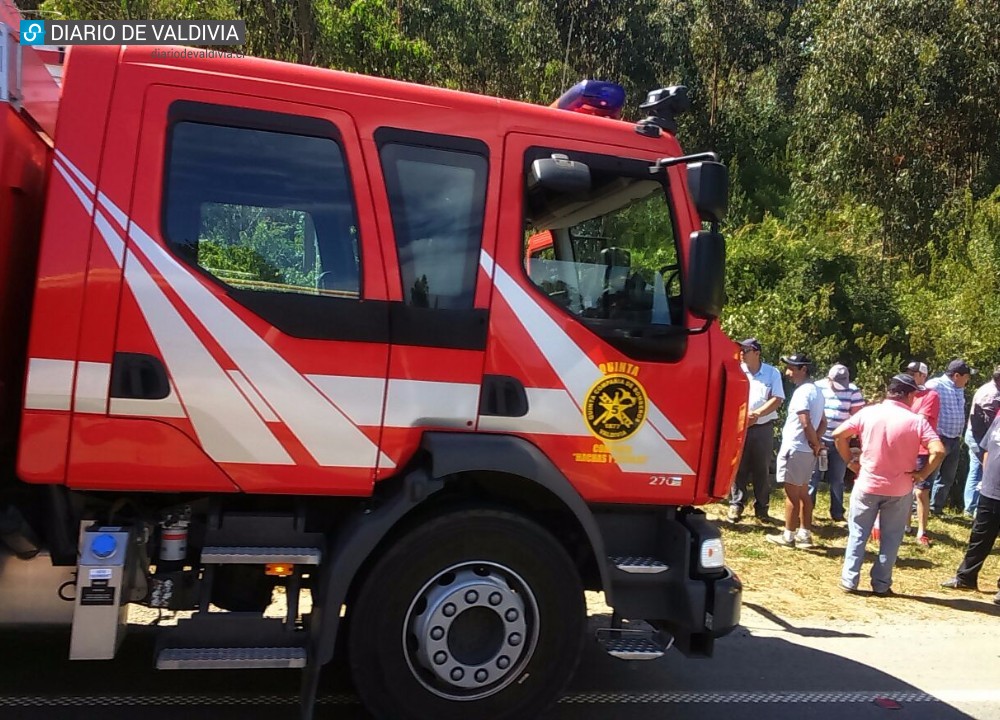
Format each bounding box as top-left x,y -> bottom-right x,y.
26,0 -> 1000,396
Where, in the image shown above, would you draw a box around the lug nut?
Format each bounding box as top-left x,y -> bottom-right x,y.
430,626 -> 445,641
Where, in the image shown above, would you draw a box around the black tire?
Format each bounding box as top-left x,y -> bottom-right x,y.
348,509 -> 585,720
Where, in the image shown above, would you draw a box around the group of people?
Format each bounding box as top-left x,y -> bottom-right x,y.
729,338 -> 1000,603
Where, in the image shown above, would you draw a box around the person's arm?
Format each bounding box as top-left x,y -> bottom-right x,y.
926,392 -> 941,429
849,387 -> 865,416
749,395 -> 782,424
795,409 -> 820,454
833,422 -> 857,471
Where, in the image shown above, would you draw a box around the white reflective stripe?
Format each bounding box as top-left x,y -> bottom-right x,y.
227,370 -> 279,423
110,381 -> 187,419
478,387 -> 591,435
54,150 -> 96,194
97,191 -> 129,232
489,256 -> 693,475
74,361 -> 110,414
478,247 -> 494,276
385,379 -> 479,428
91,205 -> 294,464
120,247 -> 293,464
52,161 -> 94,215
25,359 -> 74,411
93,211 -> 126,268
306,375 -> 384,427
125,221 -> 392,470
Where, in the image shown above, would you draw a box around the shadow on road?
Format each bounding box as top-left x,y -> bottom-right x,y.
0,620 -> 984,720
742,602 -> 870,638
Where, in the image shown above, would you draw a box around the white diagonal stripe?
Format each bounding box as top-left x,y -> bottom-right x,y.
53,161 -> 94,215
484,253 -> 693,475
125,220 -> 393,469
88,217 -> 293,465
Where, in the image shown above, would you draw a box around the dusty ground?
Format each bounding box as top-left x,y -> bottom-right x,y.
703,499 -> 1000,624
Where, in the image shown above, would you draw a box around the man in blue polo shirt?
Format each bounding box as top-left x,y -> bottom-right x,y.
728,338 -> 785,524
926,359 -> 976,515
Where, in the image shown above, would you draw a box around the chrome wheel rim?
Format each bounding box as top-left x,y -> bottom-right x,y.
403,561 -> 540,701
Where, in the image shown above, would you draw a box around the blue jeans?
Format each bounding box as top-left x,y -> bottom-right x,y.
964,429 -> 983,515
809,438 -> 846,519
929,435 -> 962,514
841,490 -> 911,593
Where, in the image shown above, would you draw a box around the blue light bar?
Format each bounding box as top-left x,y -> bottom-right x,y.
551,80 -> 626,119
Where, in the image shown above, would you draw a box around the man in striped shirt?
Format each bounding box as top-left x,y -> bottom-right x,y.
809,364 -> 865,521
926,359 -> 976,515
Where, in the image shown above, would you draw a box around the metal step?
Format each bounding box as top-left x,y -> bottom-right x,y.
157,646 -> 307,670
200,546 -> 322,565
609,555 -> 668,574
600,635 -> 668,660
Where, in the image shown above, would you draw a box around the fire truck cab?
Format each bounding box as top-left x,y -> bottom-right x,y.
0,14 -> 747,720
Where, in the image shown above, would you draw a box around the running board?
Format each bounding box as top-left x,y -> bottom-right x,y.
596,627 -> 673,660
157,646 -> 306,669
609,556 -> 668,574
200,547 -> 322,565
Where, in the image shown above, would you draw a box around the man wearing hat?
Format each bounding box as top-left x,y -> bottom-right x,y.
728,338 -> 785,524
766,353 -> 826,548
904,361 -> 940,545
833,374 -> 945,595
925,359 -> 976,515
809,364 -> 865,522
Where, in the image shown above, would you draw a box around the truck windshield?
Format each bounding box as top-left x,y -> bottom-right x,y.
524,161 -> 681,329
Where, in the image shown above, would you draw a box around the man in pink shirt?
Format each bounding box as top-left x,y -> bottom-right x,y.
833,374 -> 945,595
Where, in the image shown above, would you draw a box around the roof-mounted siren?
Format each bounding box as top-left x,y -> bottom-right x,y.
635,85 -> 690,137
551,80 -> 626,119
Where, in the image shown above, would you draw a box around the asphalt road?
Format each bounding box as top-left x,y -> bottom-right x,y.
2,606 -> 999,720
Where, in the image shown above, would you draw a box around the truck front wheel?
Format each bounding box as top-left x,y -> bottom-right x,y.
348,509 -> 585,720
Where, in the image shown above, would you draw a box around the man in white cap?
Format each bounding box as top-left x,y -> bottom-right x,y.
766,353 -> 825,548
810,363 -> 865,522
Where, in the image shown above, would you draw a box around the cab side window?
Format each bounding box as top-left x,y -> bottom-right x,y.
164,120 -> 361,299
377,132 -> 488,310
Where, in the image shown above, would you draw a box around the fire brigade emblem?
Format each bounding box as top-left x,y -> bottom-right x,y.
584,374 -> 647,440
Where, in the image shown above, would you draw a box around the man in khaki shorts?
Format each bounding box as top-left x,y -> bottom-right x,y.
768,353 -> 826,548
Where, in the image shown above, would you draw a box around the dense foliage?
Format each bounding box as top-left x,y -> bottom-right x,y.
33,0 -> 1000,396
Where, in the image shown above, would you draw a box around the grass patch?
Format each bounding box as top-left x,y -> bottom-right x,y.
710,489 -> 1000,623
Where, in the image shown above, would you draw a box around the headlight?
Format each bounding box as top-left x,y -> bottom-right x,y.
700,538 -> 725,569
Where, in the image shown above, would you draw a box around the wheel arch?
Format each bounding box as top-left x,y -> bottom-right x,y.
310,432 -> 609,669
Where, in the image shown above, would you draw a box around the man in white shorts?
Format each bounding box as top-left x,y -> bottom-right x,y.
767,353 -> 826,549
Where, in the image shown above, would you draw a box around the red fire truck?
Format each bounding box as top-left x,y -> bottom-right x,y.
0,7 -> 747,719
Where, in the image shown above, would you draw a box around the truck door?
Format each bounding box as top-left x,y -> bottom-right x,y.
480,133 -> 711,504
360,128 -> 495,475
68,79 -> 392,495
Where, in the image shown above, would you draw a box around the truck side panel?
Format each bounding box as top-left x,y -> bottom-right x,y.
17,47 -> 119,484
0,107 -> 49,475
